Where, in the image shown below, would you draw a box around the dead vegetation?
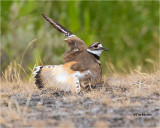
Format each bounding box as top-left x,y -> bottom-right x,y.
0,63 -> 160,127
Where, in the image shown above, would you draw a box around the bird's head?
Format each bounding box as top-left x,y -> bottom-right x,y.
87,42 -> 109,56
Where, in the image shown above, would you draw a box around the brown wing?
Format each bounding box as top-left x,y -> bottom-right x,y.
71,61 -> 103,86
42,14 -> 87,63
63,36 -> 87,63
70,52 -> 103,85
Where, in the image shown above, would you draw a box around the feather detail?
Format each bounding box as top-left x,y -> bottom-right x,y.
33,63 -> 81,93
42,14 -> 74,37
33,66 -> 43,88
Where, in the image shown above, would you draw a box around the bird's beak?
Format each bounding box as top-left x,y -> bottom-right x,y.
103,47 -> 109,52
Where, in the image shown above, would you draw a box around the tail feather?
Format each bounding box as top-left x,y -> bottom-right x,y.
33,66 -> 42,76
33,66 -> 43,88
42,14 -> 73,37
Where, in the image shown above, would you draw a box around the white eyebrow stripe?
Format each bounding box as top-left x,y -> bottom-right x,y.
98,44 -> 103,47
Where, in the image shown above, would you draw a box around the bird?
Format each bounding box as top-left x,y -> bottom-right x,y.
33,14 -> 109,93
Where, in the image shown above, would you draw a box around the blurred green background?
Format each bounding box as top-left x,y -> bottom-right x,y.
1,1 -> 159,75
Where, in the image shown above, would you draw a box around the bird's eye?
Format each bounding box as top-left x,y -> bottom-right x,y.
94,45 -> 98,48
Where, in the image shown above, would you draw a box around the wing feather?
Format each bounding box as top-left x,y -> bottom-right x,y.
42,14 -> 87,63
42,14 -> 73,37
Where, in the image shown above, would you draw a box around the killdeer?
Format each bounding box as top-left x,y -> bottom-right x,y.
33,14 -> 109,93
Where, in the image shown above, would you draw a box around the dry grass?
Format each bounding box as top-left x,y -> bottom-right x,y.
0,62 -> 159,127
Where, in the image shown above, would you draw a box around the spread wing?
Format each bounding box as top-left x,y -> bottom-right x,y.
42,14 -> 87,63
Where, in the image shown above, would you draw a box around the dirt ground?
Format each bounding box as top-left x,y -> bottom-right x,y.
0,72 -> 160,128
